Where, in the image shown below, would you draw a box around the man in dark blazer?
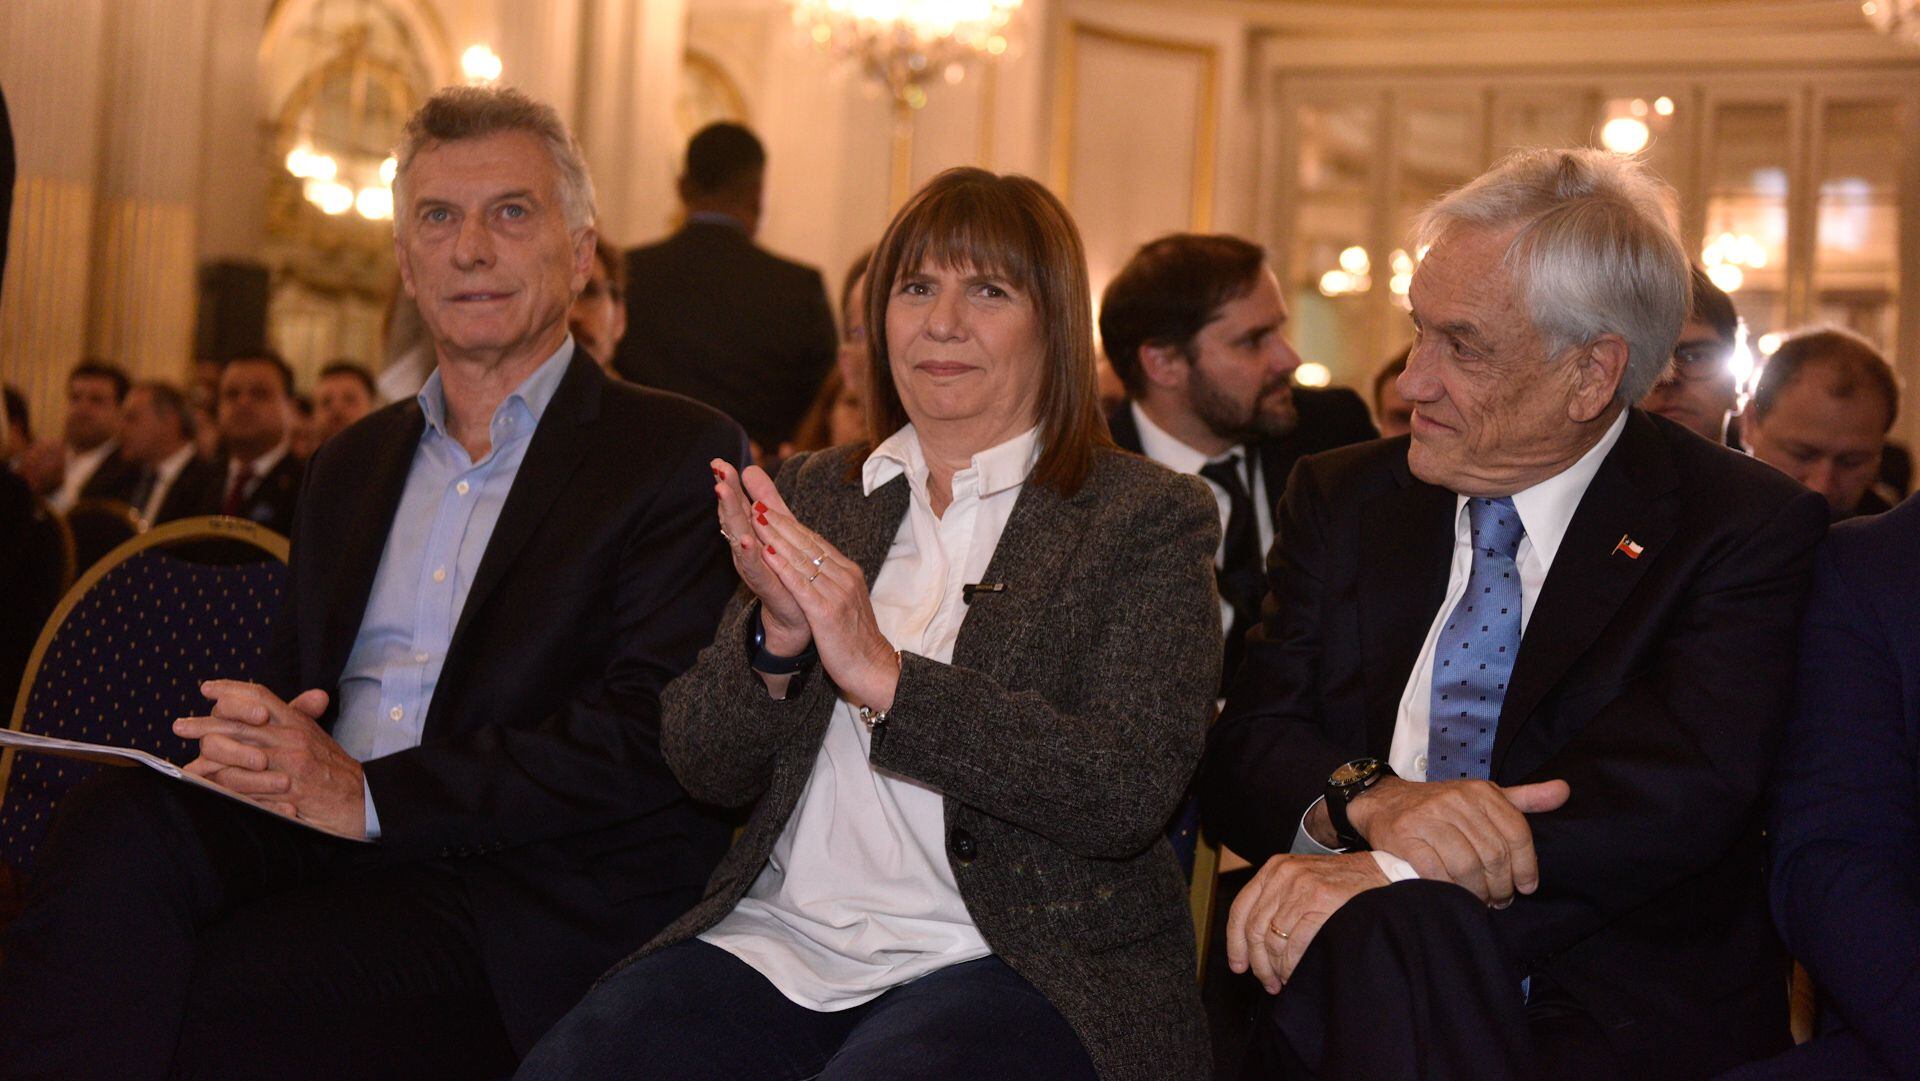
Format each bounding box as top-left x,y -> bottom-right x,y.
0,86 -> 741,1079
1200,148 -> 1829,1081
1101,232 -> 1377,691
1100,233 -> 1377,1072
206,351 -> 303,536
614,122 -> 837,453
1722,494 -> 1920,1080
118,380 -> 223,526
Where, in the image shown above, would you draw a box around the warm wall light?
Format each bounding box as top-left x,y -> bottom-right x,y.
1294,363 -> 1332,388
1653,96 -> 1676,116
461,44 -> 503,84
304,179 -> 356,215
1706,263 -> 1745,293
1600,116 -> 1650,155
355,186 -> 394,221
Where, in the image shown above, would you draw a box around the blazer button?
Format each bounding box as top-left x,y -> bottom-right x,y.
948,829 -> 977,864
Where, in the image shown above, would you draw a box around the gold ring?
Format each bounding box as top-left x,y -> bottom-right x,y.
807,569 -> 822,584
810,554 -> 826,567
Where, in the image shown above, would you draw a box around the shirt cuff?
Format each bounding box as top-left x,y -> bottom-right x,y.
1290,797 -> 1344,855
1292,797 -> 1419,882
362,779 -> 382,840
1371,850 -> 1419,881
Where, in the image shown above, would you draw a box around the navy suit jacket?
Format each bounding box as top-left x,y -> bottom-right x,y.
261,353 -> 743,1050
1768,494 -> 1920,1074
1201,410 -> 1829,1076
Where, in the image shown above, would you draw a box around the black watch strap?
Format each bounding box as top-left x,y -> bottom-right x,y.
747,601 -> 817,675
1326,791 -> 1367,851
1325,757 -> 1394,851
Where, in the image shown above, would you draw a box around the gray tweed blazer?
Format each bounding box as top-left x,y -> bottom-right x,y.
608,443 -> 1223,1080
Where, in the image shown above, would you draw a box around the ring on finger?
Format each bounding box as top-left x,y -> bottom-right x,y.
720,527 -> 736,544
806,568 -> 822,584
810,553 -> 826,567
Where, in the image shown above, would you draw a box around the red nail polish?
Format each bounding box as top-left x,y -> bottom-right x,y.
756,513 -> 768,525
766,543 -> 777,555
754,501 -> 767,513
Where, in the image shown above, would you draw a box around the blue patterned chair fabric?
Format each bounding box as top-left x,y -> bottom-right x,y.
0,549 -> 286,874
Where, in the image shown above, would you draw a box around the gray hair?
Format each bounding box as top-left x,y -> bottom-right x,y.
392,85 -> 597,234
1415,147 -> 1689,405
132,380 -> 196,440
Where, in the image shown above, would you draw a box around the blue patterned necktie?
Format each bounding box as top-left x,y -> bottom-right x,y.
1427,496 -> 1526,781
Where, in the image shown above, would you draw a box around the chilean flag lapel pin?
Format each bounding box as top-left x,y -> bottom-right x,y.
1612,533 -> 1645,559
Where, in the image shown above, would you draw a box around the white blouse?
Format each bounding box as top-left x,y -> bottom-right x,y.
699,423 -> 1041,1011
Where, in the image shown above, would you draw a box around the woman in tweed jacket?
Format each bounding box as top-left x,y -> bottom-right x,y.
518,169 -> 1222,1081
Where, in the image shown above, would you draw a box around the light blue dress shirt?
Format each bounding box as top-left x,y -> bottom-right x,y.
334,339 -> 575,838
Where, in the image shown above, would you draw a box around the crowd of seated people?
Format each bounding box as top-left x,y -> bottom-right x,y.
0,81 -> 1917,1081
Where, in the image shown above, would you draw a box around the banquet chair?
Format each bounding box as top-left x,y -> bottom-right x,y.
64,497 -> 142,573
0,516 -> 289,880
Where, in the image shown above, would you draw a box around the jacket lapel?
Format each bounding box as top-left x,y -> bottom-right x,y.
320,404 -> 424,684
1493,410 -> 1679,771
1357,460 -> 1455,756
444,354 -> 604,659
953,477 -> 1097,680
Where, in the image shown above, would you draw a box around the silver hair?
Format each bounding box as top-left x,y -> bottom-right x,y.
392,85 -> 597,234
1415,147 -> 1689,405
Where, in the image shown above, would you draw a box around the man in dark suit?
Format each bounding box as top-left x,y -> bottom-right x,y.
20,360 -> 141,511
1722,495 -> 1920,1080
1101,233 -> 1377,691
614,122 -> 837,454
207,351 -> 303,536
1199,148 -> 1829,1081
119,380 -> 223,526
1740,327 -> 1901,520
0,85 -> 741,1079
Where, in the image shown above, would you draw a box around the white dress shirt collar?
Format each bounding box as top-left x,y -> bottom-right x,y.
1468,409 -> 1630,571
863,423 -> 1043,500
1130,401 -> 1244,478
231,440 -> 290,482
154,442 -> 196,484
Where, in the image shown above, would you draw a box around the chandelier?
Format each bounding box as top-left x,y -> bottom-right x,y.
1862,0 -> 1920,45
791,0 -> 1020,110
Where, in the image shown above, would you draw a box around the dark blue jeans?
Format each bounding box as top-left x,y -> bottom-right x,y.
515,939 -> 1098,1081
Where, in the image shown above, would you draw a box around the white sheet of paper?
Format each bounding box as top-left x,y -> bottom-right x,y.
0,727 -> 371,843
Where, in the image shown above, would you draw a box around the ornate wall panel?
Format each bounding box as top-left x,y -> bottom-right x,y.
1051,21 -> 1217,299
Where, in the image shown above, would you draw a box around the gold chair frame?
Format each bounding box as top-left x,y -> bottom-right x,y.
36,495 -> 77,596
0,516 -> 289,806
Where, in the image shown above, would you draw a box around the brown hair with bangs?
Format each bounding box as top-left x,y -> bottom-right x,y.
860,167 -> 1112,496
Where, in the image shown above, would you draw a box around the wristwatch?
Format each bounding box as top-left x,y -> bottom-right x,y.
1324,757 -> 1395,851
746,601 -> 818,675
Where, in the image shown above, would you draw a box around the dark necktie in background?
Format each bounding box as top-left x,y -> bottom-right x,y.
1428,496 -> 1526,780
1199,451 -> 1264,694
128,469 -> 157,518
221,466 -> 254,518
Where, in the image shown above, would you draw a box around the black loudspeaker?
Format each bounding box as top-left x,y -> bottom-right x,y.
194,259 -> 270,363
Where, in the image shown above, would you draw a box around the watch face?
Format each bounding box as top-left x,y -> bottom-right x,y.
1330,758 -> 1380,788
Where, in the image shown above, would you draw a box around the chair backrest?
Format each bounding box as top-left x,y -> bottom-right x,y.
0,516 -> 289,876
64,497 -> 142,572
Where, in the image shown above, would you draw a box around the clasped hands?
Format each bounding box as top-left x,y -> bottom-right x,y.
1227,775 -> 1570,994
711,459 -> 899,711
173,680 -> 368,839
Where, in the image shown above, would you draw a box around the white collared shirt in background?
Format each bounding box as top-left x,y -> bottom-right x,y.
50,441 -> 118,512
701,423 -> 1041,1011
138,443 -> 198,524
224,440 -> 292,502
1129,401 -> 1273,638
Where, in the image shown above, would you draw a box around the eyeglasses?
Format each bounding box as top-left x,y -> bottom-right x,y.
1665,342 -> 1733,384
